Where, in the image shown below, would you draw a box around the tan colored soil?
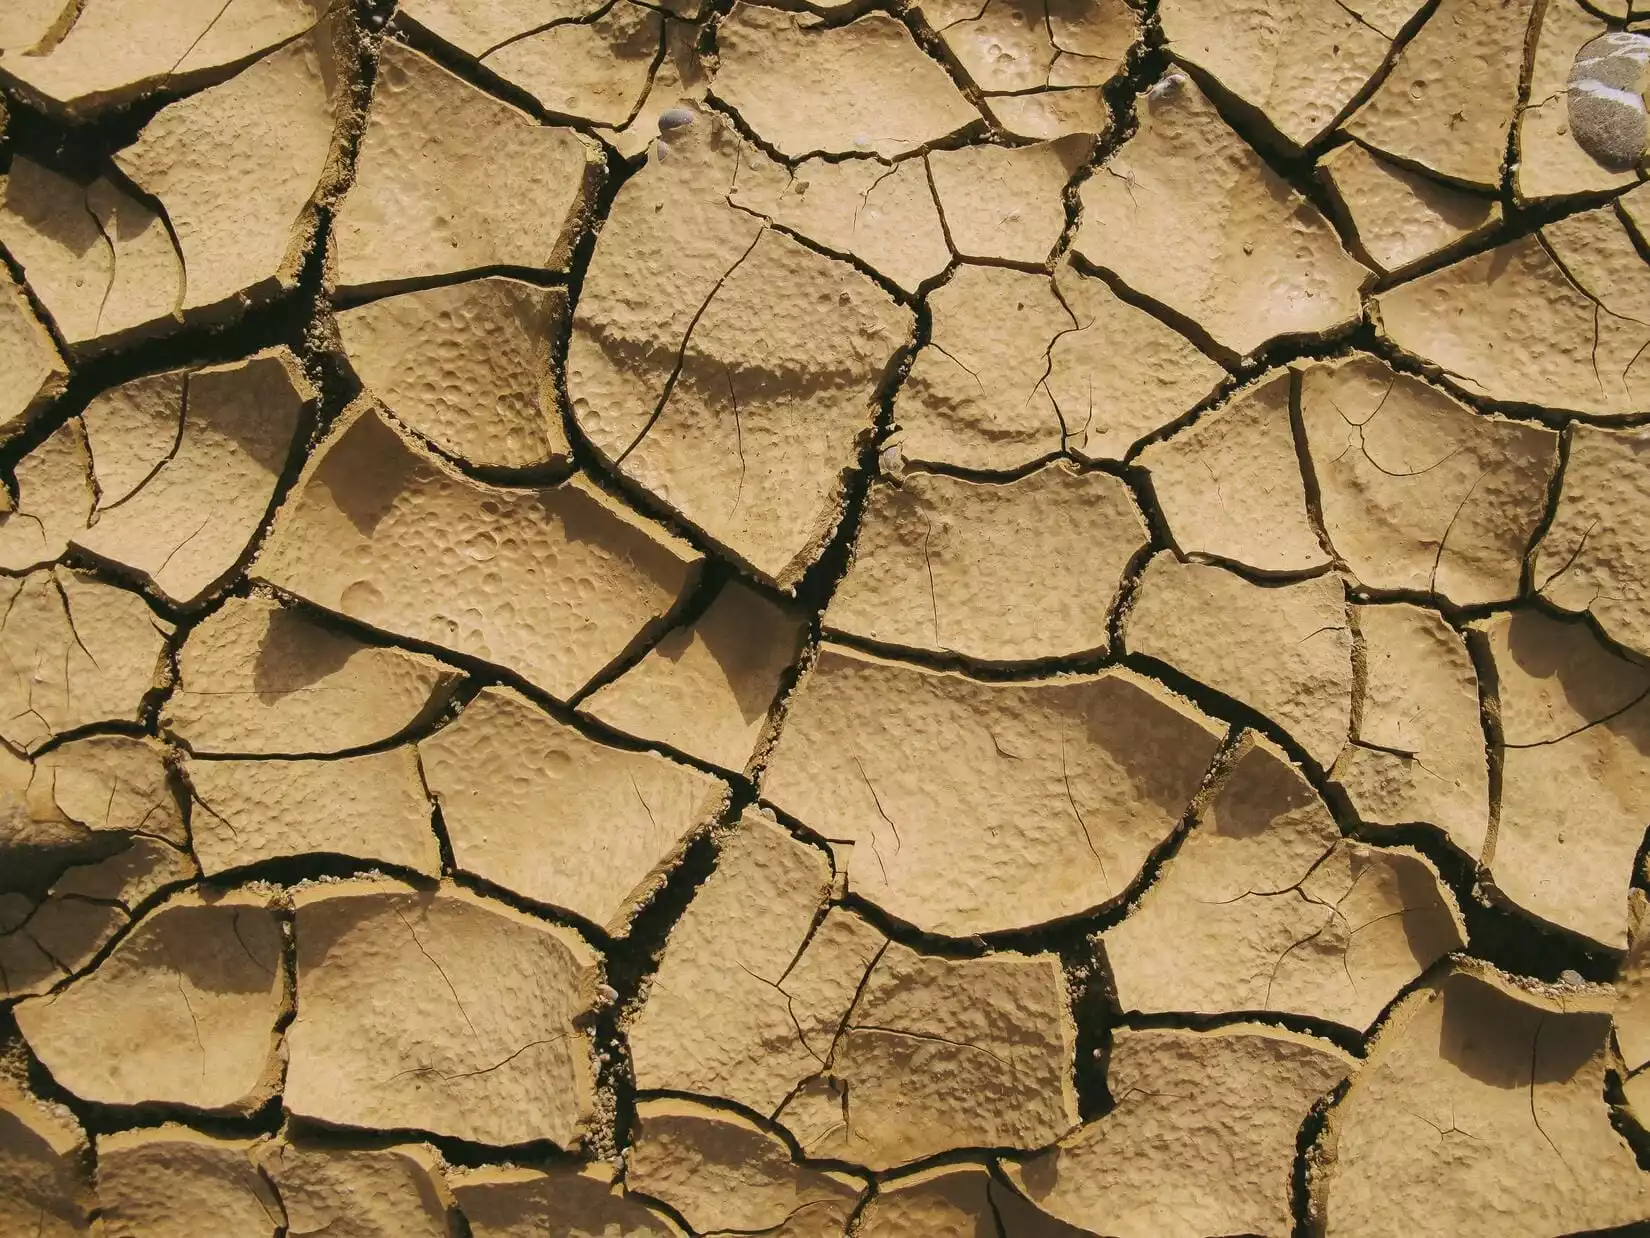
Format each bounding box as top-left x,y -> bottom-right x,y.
6,3 -> 1650,1233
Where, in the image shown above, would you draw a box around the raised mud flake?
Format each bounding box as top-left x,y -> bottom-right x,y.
576,227 -> 912,589
1374,221 -> 1650,417
253,1140 -> 451,1238
421,686 -> 728,932
480,1 -> 664,129
1330,603 -> 1490,857
797,941 -> 1079,1169
0,418 -> 93,573
0,158 -> 182,355
0,0 -> 327,117
1296,353 -> 1560,607
1160,0 -> 1425,149
1007,1025 -> 1354,1238
1345,0 -> 1538,189
1318,964 -> 1650,1237
284,880 -> 599,1147
1124,554 -> 1353,770
927,136 -> 1093,266
71,349 -> 312,608
1136,369 -> 1326,575
184,747 -> 439,878
762,644 -> 1224,936
581,577 -> 806,775
1522,3 -> 1643,200
394,0 -> 610,56
113,23 -> 343,320
1317,141 -> 1501,276
712,5 -> 980,159
1105,732 -> 1465,1031
0,568 -> 168,753
336,277 -> 569,472
163,594 -> 459,757
857,1163 -> 1091,1237
824,462 -> 1148,664
0,0 -> 74,55
628,807 -> 837,1115
1474,608 -> 1650,950
451,1164 -> 684,1238
0,1080 -> 94,1238
985,88 -> 1114,142
921,0 -> 1138,95
729,152 -> 950,298
896,263 -> 1071,473
331,41 -> 603,294
1617,897 -> 1650,1073
1074,71 -> 1369,358
98,1126 -> 282,1238
1532,421 -> 1650,660
254,404 -> 702,701
14,890 -> 286,1112
0,265 -> 66,436
628,1098 -> 867,1235
1047,257 -> 1228,463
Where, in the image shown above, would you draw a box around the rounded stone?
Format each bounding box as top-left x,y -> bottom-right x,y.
1568,31 -> 1650,170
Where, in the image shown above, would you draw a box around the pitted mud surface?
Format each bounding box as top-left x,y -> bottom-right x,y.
4,1 -> 1650,1235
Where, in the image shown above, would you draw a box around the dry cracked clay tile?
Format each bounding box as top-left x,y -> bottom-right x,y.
1374,197 -> 1650,417
729,153 -> 950,298
858,1164 -> 1095,1237
113,22 -> 346,321
254,1139 -> 453,1238
1617,895 -> 1650,1073
450,1163 -> 684,1238
0,568 -> 169,752
0,158 -> 181,355
1006,1024 -> 1354,1238
1136,369 -> 1327,575
568,117 -> 913,588
1474,607 -> 1650,950
1520,0 -> 1644,201
0,264 -> 66,434
920,0 -> 1138,99
927,136 -> 1094,266
335,277 -> 570,471
1316,140 -> 1502,277
1346,0 -> 1539,190
331,41 -> 603,295
762,644 -> 1224,935
420,685 -> 729,933
1073,71 -> 1368,358
1329,602 -> 1490,858
163,594 -> 459,757
476,1 -> 667,130
1296,353 -> 1560,607
628,1097 -> 866,1234
71,349 -> 313,608
1104,732 -> 1466,1031
393,0 -> 610,56
0,0 -> 329,118
97,1125 -> 283,1238
13,889 -> 287,1112
1316,963 -> 1650,1237
0,418 -> 93,573
712,5 -> 980,159
630,811 -> 1079,1166
1124,553 -> 1353,770
254,403 -> 702,700
1160,0 -> 1426,150
284,879 -> 600,1146
1532,420 -> 1650,660
0,0 -> 75,56
580,576 -> 806,775
824,461 -> 1148,664
183,747 -> 440,878
0,1081 -> 94,1237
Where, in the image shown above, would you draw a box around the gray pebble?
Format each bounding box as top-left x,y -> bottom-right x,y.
1569,32 -> 1650,170
658,107 -> 695,133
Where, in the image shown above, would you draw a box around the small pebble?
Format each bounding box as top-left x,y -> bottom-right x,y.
658,106 -> 695,133
1559,968 -> 1585,987
1568,31 -> 1650,170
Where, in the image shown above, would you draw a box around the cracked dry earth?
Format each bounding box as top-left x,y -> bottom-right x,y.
11,4 -> 1650,1238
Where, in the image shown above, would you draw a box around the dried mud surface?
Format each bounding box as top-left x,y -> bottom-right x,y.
4,1 -> 1650,1236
